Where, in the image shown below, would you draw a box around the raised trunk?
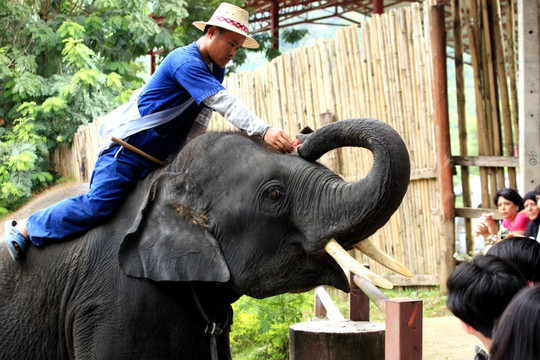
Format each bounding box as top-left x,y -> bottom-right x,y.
298,118 -> 410,249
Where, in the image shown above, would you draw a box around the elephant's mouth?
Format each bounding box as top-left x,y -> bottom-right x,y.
323,238 -> 412,289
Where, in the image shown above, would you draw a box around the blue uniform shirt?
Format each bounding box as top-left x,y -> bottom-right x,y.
138,42 -> 225,116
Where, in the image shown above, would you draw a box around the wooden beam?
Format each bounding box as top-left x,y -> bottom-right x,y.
452,155 -> 519,167
410,168 -> 437,181
383,275 -> 439,287
455,207 -> 503,220
518,0 -> 540,192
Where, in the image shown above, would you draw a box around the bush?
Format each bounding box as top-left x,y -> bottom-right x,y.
231,292 -> 313,360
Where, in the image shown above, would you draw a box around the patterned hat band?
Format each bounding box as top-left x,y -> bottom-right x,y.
192,3 -> 259,49
210,15 -> 248,34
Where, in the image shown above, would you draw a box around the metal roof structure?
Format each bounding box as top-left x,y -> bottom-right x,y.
244,0 -> 513,55
246,0 -> 421,34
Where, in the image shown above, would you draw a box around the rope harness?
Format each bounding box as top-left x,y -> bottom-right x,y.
189,283 -> 233,360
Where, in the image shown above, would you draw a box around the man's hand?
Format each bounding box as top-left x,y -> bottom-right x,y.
263,128 -> 299,153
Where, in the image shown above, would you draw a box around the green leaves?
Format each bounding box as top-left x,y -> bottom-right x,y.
231,293 -> 313,360
0,0 -> 305,213
57,20 -> 86,40
62,38 -> 97,69
41,97 -> 68,114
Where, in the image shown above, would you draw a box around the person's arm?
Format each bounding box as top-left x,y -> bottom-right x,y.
203,90 -> 295,153
473,213 -> 499,243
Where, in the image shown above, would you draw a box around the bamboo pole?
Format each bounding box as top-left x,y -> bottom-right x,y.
482,0 -> 506,189
466,1 -> 491,209
452,0 -> 474,252
492,0 -> 517,189
504,0 -> 519,151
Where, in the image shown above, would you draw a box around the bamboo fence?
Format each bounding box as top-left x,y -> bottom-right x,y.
452,0 -> 520,252
51,3 -> 442,285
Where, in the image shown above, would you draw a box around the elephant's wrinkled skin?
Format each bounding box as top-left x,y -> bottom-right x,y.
0,118 -> 410,359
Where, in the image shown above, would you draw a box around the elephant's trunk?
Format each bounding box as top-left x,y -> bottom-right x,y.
298,118 -> 410,250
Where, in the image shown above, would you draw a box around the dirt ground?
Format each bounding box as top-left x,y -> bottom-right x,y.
423,316 -> 486,359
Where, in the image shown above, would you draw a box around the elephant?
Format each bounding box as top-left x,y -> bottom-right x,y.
0,118 -> 410,359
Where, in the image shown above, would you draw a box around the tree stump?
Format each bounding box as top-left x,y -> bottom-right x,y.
289,320 -> 385,360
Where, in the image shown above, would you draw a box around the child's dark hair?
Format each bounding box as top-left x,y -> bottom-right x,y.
491,284 -> 540,360
487,236 -> 540,283
446,254 -> 528,338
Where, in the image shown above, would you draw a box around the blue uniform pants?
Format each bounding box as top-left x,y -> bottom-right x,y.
26,112 -> 194,246
26,144 -> 158,246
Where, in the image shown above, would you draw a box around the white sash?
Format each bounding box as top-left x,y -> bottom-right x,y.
97,88 -> 195,155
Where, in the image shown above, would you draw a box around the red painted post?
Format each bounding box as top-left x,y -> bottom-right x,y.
314,291 -> 327,318
271,0 -> 279,49
373,0 -> 384,14
385,299 -> 422,360
349,273 -> 370,321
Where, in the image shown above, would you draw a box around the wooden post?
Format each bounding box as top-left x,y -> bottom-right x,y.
271,0 -> 279,50
385,299 -> 422,360
518,0 -> 540,191
314,287 -> 344,321
352,274 -> 388,313
314,290 -> 327,318
373,0 -> 384,14
349,274 -> 370,321
431,3 -> 455,293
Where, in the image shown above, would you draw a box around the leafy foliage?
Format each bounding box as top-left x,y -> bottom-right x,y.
231,292 -> 313,360
0,0 -> 307,213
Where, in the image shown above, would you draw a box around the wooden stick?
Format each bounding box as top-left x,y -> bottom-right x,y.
111,137 -> 166,166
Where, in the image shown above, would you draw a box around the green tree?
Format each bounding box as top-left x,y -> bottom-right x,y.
0,0 -> 190,213
0,0 -> 304,214
231,293 -> 313,359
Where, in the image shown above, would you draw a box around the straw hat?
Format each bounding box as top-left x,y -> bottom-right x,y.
193,2 -> 259,49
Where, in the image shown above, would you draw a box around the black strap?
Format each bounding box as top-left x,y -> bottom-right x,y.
189,283 -> 232,360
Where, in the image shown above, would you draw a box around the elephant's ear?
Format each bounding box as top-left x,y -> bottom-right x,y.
118,173 -> 230,282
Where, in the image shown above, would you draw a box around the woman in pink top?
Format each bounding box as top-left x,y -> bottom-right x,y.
474,188 -> 531,244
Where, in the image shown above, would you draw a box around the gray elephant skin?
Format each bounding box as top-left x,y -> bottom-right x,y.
0,118 -> 410,359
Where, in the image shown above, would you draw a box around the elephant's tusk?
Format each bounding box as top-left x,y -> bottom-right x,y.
324,239 -> 393,289
354,239 -> 412,278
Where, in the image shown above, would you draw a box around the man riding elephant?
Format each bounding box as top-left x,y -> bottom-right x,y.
4,2 -> 298,261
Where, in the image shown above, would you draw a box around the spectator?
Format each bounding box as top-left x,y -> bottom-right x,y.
474,188 -> 530,245
486,236 -> 540,284
523,191 -> 540,241
490,284 -> 540,360
446,254 -> 528,359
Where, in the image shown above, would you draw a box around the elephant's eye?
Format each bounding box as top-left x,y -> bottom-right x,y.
258,181 -> 287,213
270,189 -> 282,199
262,181 -> 286,202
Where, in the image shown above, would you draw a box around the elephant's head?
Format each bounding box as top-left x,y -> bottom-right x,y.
118,118 -> 410,299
